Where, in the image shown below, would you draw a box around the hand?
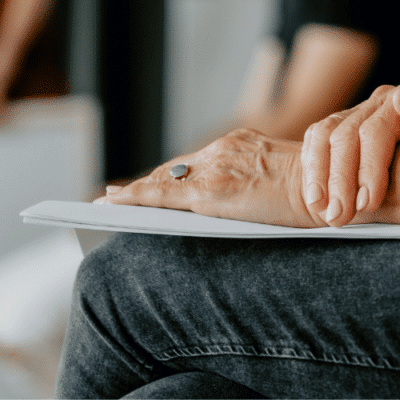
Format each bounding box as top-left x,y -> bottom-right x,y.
96,129 -> 328,228
95,128 -> 400,228
301,85 -> 400,227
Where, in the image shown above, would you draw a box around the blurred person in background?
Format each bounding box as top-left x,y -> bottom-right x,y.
0,0 -> 68,123
196,0 -> 393,147
0,0 -> 70,397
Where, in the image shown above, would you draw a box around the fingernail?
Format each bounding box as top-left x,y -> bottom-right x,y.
326,198 -> 342,222
306,183 -> 323,205
93,197 -> 112,204
106,185 -> 123,194
356,186 -> 369,211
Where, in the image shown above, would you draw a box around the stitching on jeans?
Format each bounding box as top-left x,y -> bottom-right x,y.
151,344 -> 400,371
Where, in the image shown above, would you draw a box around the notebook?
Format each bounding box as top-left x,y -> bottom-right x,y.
20,200 -> 400,253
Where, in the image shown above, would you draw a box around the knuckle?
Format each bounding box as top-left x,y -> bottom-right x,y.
209,136 -> 230,152
329,123 -> 358,147
303,123 -> 316,140
312,117 -> 338,136
227,128 -> 255,138
226,128 -> 242,138
369,85 -> 395,103
359,113 -> 387,137
328,173 -> 344,187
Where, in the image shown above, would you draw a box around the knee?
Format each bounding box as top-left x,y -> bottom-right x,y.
72,232 -> 147,304
72,232 -> 196,307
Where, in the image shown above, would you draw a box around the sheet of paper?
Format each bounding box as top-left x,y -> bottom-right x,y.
20,200 -> 400,239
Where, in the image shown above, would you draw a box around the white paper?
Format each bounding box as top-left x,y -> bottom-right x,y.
20,200 -> 400,239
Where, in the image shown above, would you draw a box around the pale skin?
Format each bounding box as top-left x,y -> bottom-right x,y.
98,129 -> 324,228
95,123 -> 400,229
302,84 -> 400,227
95,25 -> 400,228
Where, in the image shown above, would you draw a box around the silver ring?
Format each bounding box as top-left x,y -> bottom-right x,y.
170,164 -> 189,179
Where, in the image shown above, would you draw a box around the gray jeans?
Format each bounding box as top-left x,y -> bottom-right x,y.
54,233 -> 400,398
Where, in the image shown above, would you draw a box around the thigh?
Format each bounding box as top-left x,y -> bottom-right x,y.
116,234 -> 400,397
58,233 -> 400,398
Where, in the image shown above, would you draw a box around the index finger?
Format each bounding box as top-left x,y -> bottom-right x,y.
106,172 -> 202,211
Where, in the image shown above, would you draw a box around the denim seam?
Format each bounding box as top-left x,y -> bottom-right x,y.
151,344 -> 400,371
80,297 -> 154,373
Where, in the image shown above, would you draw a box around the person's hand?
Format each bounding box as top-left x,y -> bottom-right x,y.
95,129 -> 328,228
301,85 -> 400,227
95,127 -> 400,228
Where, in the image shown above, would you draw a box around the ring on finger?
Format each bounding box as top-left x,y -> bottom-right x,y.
170,164 -> 189,180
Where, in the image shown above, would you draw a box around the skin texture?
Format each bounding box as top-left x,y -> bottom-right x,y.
165,24 -> 384,228
98,25 -> 399,228
302,84 -> 400,227
96,127 -> 400,229
98,129 -> 321,228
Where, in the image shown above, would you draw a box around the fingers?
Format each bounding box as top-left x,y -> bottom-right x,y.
325,114 -> 362,226
302,118 -> 340,212
106,174 -> 201,211
357,93 -> 400,212
391,85 -> 400,115
93,186 -> 123,204
302,85 -> 400,227
93,196 -> 112,204
302,108 -> 356,215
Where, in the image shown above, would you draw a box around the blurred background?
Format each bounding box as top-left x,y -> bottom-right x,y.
0,0 -> 390,397
0,0 -> 276,397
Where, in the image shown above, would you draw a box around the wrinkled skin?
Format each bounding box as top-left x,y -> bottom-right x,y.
302,84 -> 400,227
97,128 -> 400,228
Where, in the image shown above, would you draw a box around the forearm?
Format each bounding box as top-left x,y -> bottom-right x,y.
0,0 -> 54,85
240,25 -> 378,142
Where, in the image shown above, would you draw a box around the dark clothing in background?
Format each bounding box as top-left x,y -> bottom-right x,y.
8,0 -> 70,99
99,0 -> 164,181
277,0 -> 398,106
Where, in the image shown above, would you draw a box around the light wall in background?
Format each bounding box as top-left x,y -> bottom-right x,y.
163,0 -> 280,160
0,96 -> 102,257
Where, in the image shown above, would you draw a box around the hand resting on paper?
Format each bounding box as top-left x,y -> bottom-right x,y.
94,128 -> 400,228
302,84 -> 400,227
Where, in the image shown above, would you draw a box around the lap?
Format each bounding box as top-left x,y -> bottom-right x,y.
64,233 -> 400,398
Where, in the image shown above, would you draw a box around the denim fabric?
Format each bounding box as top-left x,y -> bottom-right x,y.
54,232 -> 400,399
121,371 -> 266,399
